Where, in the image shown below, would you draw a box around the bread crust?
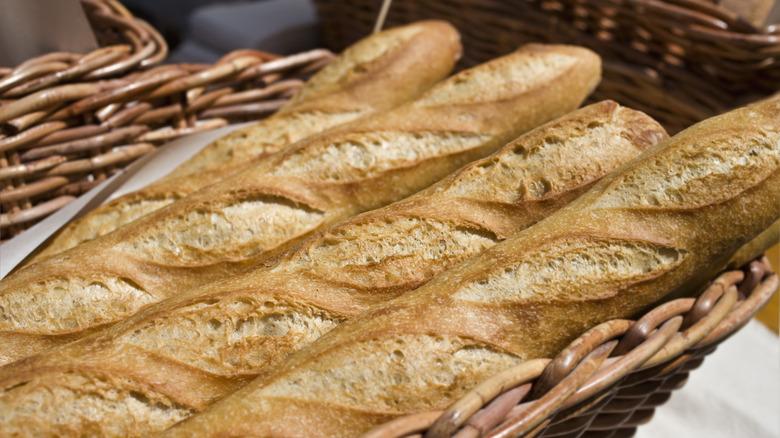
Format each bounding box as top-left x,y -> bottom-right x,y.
156,100 -> 780,438
0,44 -> 602,366
725,218 -> 779,269
26,20 -> 463,264
0,101 -> 668,437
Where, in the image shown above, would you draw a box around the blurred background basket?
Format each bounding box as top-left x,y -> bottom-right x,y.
0,0 -> 333,242
312,0 -> 780,134
365,256 -> 778,438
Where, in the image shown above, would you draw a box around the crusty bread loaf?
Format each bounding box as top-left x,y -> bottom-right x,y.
156,100 -> 780,438
0,101 -> 667,438
27,20 -> 463,264
725,218 -> 779,269
0,44 -> 602,365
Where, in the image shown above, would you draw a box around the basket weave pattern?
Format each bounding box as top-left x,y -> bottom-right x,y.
0,0 -> 333,241
364,256 -> 778,438
313,0 -> 780,134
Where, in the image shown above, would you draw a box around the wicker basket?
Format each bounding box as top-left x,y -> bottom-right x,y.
313,0 -> 780,135
364,255 -> 778,438
0,0 -> 333,241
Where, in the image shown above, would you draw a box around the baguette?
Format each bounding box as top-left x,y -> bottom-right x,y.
157,100 -> 780,438
26,20 -> 462,264
724,217 -> 778,270
0,101 -> 667,438
0,44 -> 602,365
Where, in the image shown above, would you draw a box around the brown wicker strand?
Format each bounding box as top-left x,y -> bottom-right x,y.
485,342 -> 615,438
0,121 -> 70,154
0,156 -> 67,180
558,316 -> 683,411
532,321 -> 634,399
5,108 -> 56,133
639,285 -> 737,369
364,412 -> 446,438
452,386 -> 534,438
0,84 -> 102,124
0,176 -> 69,203
0,195 -> 76,230
18,125 -> 148,161
427,359 -> 552,438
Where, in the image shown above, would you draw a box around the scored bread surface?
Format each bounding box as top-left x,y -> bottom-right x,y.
27,20 -> 462,264
168,20 -> 463,179
155,100 -> 780,438
0,100 -> 669,437
0,43 -> 602,366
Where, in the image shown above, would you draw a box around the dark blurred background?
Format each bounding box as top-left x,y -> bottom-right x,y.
116,0 -> 780,65
122,0 -> 323,63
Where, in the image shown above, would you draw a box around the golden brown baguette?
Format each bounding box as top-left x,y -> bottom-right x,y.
0,101 -> 667,438
26,21 -> 462,264
725,217 -> 779,269
156,100 -> 780,438
0,44 -> 602,365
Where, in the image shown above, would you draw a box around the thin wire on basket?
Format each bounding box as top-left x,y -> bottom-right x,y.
374,0 -> 394,33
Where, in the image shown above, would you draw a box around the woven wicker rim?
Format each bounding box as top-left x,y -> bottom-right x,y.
363,256 -> 778,438
0,0 -> 167,88
312,0 -> 780,134
0,0 -> 335,240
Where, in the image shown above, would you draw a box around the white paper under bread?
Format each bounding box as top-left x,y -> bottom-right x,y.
637,320 -> 779,438
0,123 -> 251,279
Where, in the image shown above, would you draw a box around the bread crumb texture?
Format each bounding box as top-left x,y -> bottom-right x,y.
303,217 -> 499,289
262,334 -> 520,412
183,110 -> 362,173
446,113 -> 641,202
271,132 -> 491,183
0,277 -> 153,334
61,196 -> 181,246
118,297 -> 345,375
119,216 -> 498,376
597,128 -> 780,208
118,195 -> 324,265
455,238 -> 687,304
413,51 -> 576,107
0,371 -> 192,437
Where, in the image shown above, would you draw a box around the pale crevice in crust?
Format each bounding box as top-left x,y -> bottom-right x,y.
118,196 -> 324,265
50,196 -> 181,251
170,110 -> 363,177
412,52 -> 577,107
303,217 -> 499,289
117,217 -> 498,376
445,122 -> 628,202
0,371 -> 193,437
596,130 -> 780,209
442,103 -> 667,205
270,131 -> 491,183
454,238 -> 687,304
0,277 -> 154,334
262,334 -> 521,412
118,297 -> 345,376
